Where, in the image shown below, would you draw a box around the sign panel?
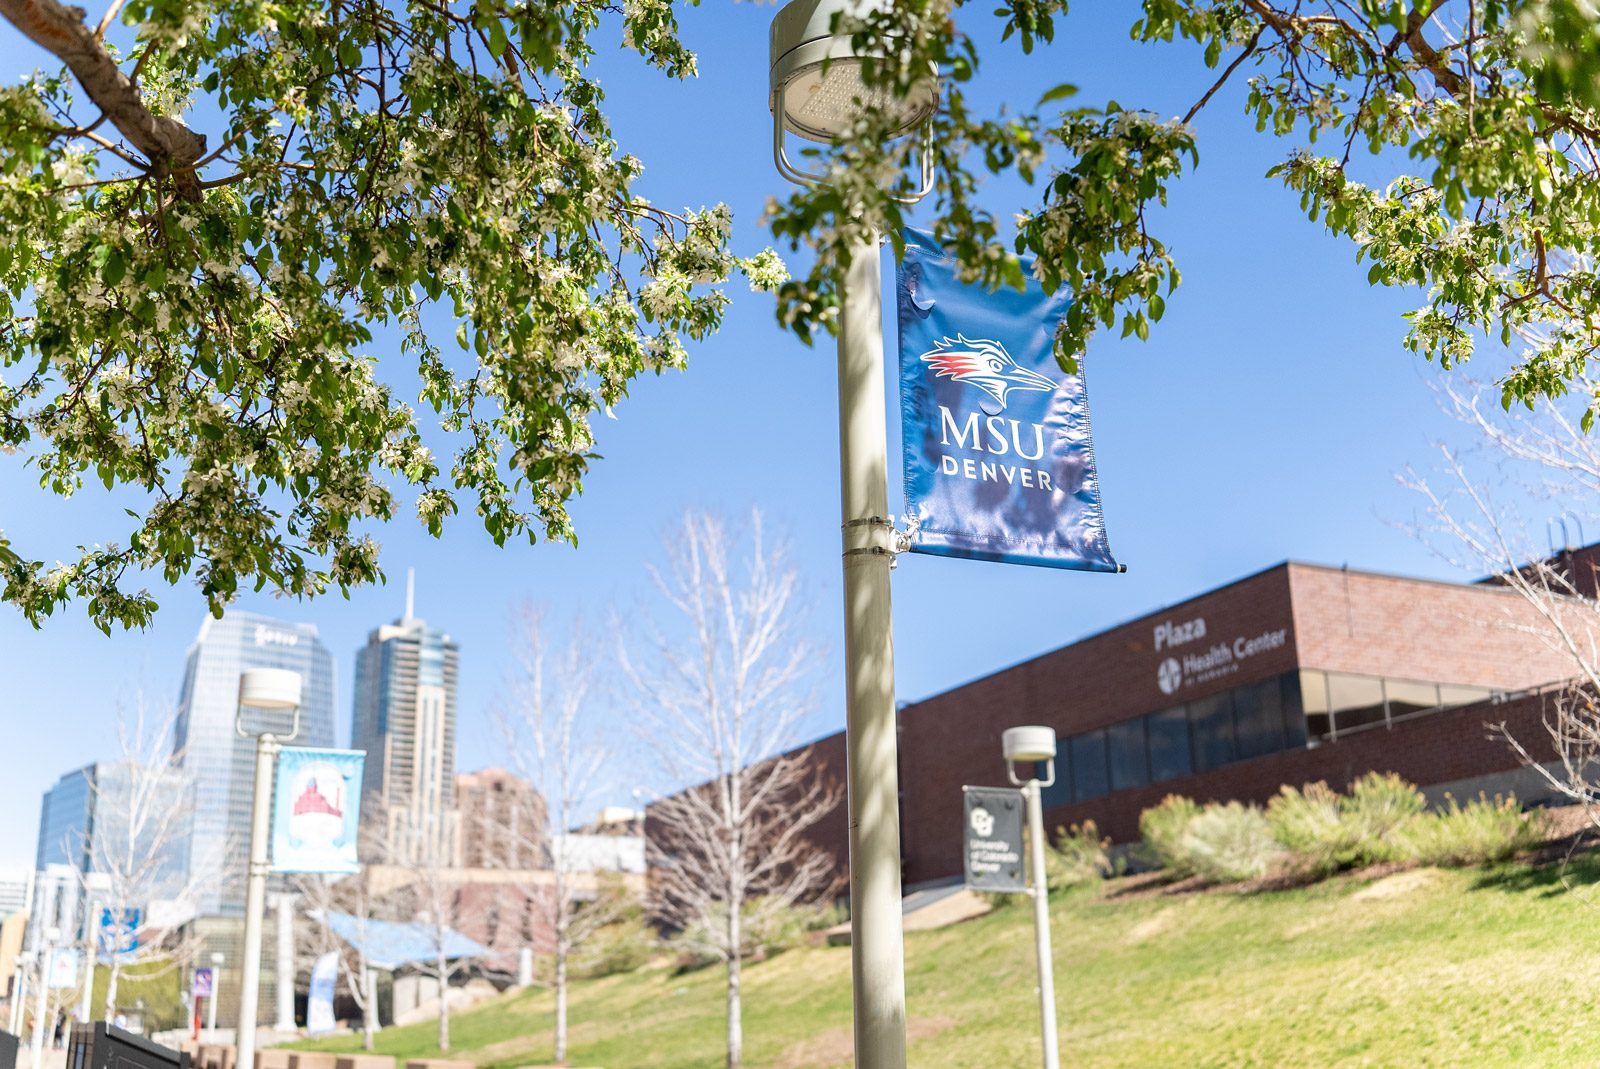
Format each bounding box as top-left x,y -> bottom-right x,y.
897,228 -> 1121,572
192,967 -> 214,999
48,948 -> 80,988
963,786 -> 1027,893
306,952 -> 339,1035
99,906 -> 141,963
271,747 -> 364,873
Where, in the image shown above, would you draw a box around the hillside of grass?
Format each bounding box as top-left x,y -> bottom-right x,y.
290,855 -> 1600,1068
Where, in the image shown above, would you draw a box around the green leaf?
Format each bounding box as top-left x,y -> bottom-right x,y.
1037,83 -> 1078,107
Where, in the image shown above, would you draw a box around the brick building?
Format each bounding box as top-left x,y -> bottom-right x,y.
650,552 -> 1598,892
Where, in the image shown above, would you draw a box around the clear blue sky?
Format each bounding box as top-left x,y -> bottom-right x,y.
0,6 -> 1524,863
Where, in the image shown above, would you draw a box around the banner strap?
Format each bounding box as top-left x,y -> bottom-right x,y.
841,516 -> 896,530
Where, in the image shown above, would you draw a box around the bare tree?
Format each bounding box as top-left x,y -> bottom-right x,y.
72,697 -> 213,1020
493,607 -> 622,1066
294,871 -> 382,1050
361,804 -> 481,1052
620,510 -> 841,1069
1405,368 -> 1600,818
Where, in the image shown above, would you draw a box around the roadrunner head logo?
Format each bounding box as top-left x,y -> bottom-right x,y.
920,335 -> 1056,409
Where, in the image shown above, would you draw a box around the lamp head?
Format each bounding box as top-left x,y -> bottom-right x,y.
211,952 -> 225,965
1002,725 -> 1057,764
769,0 -> 938,143
238,668 -> 302,711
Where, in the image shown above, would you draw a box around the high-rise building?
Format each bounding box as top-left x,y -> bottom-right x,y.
351,573 -> 460,863
174,610 -> 336,915
35,766 -> 93,873
455,769 -> 546,869
0,864 -> 31,920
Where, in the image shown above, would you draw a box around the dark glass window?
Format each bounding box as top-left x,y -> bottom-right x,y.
1329,673 -> 1386,736
1039,760 -> 1072,810
1108,719 -> 1149,791
1070,730 -> 1109,802
1189,692 -> 1235,772
1280,673 -> 1309,750
1384,679 -> 1440,722
1232,678 -> 1287,760
1146,706 -> 1192,782
1300,670 -> 1331,740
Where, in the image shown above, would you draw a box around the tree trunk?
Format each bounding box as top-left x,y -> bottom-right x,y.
436,956 -> 449,1052
104,961 -> 121,1022
726,901 -> 742,1069
554,944 -> 568,1065
362,967 -> 376,1051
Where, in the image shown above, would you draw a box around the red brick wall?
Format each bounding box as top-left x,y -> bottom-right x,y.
1288,565 -> 1578,688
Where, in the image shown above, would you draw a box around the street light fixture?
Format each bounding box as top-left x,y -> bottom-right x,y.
768,2 -> 937,1067
235,668 -> 302,1069
769,0 -> 937,188
1003,726 -> 1061,1069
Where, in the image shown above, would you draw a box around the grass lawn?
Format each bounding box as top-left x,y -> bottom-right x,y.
289,856 -> 1600,1068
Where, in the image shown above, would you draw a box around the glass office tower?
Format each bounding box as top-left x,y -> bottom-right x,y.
173,611 -> 336,915
350,578 -> 460,864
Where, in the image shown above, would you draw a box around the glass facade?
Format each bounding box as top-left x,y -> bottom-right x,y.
1299,670 -> 1493,741
1039,669 -> 1498,812
350,611 -> 460,864
173,611 -> 336,916
35,766 -> 93,872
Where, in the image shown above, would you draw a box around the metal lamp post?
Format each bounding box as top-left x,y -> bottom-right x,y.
79,872 -> 111,1022
11,952 -> 33,1036
1004,725 -> 1061,1069
768,4 -> 936,1067
31,926 -> 59,1065
208,952 -> 224,1040
235,668 -> 303,1069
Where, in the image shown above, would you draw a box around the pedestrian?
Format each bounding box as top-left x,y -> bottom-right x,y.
53,1010 -> 68,1048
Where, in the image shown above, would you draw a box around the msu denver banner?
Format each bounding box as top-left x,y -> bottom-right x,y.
897,229 -> 1120,572
272,746 -> 364,873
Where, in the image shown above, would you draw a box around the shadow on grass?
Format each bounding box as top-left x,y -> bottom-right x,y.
1469,848 -> 1600,896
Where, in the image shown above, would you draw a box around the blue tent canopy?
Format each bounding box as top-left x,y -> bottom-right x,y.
323,911 -> 491,971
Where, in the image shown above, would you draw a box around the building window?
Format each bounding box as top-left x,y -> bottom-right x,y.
1146,706 -> 1192,783
1108,718 -> 1149,791
1189,692 -> 1235,772
1232,677 -> 1287,760
1383,678 -> 1441,723
1039,760 -> 1072,810
1327,673 -> 1386,736
1300,670 -> 1331,740
1438,682 -> 1492,708
1070,731 -> 1109,802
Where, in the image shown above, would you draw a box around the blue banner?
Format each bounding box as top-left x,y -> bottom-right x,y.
897,229 -> 1121,572
272,747 -> 364,873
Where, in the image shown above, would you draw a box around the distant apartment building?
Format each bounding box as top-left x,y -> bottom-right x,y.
456,769 -> 546,869
0,864 -> 31,920
351,575 -> 461,864
174,610 -> 337,915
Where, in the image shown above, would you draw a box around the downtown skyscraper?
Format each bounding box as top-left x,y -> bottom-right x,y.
173,610 -> 336,915
350,573 -> 460,864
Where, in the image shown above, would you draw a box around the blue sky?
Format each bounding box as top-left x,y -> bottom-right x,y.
0,6 -> 1525,863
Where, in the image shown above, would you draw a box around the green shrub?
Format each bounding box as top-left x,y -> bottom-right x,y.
1267,781 -> 1363,877
1139,795 -> 1203,876
1345,771 -> 1426,842
1180,802 -> 1282,883
672,896 -> 840,967
1402,792 -> 1548,867
572,912 -> 660,979
1047,821 -> 1112,889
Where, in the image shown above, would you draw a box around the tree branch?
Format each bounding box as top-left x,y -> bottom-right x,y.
0,0 -> 207,197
